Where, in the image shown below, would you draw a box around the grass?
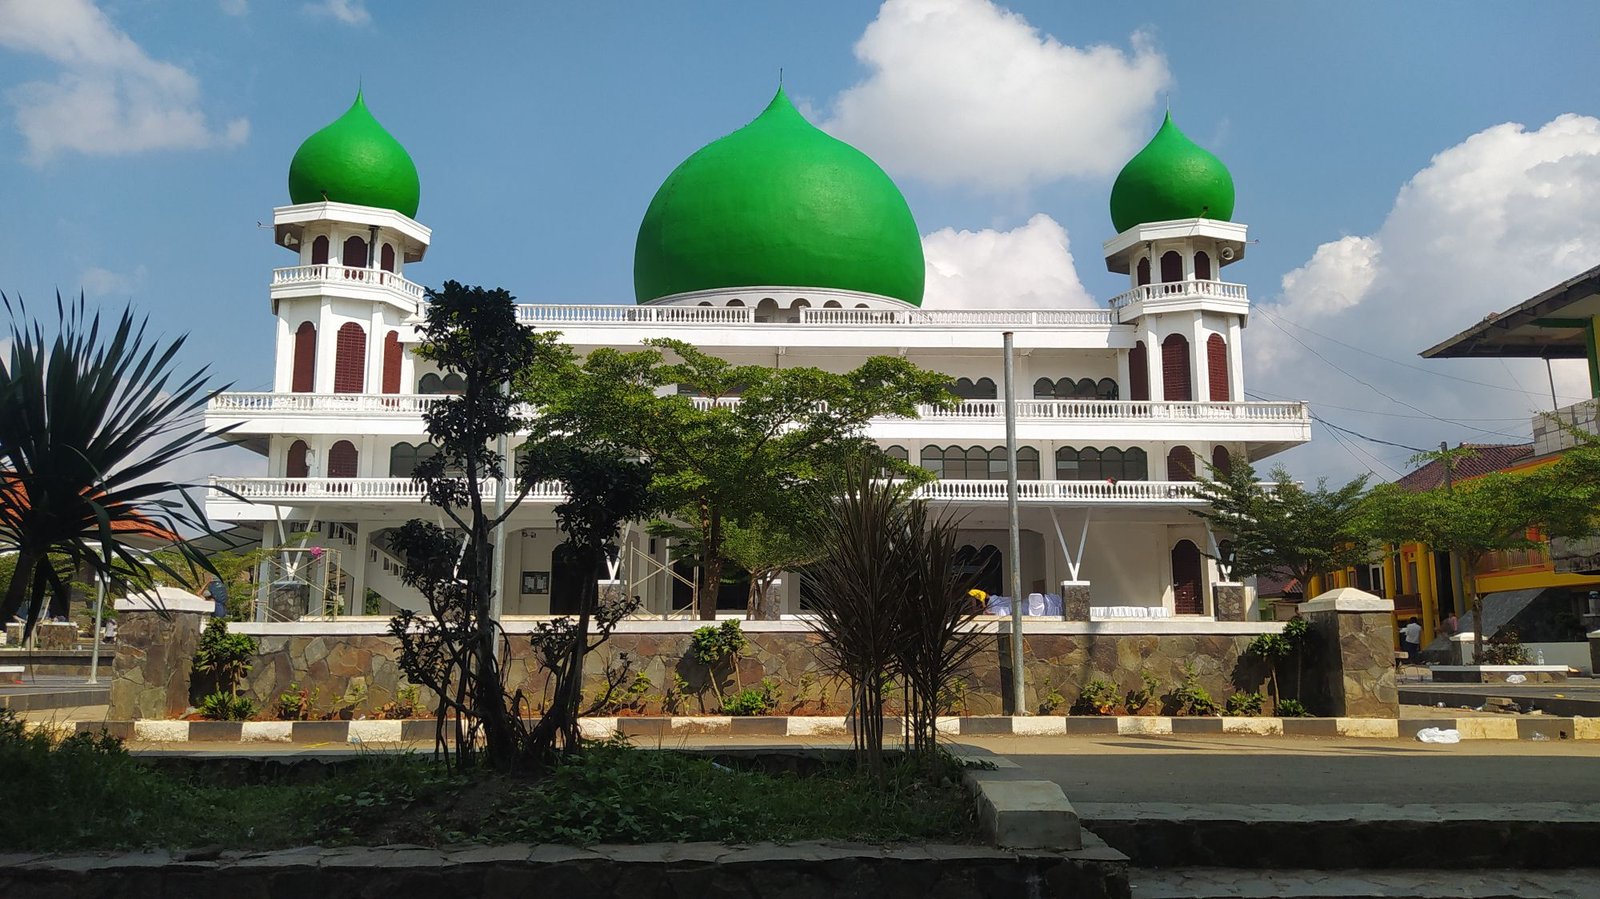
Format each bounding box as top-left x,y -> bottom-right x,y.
0,714 -> 977,851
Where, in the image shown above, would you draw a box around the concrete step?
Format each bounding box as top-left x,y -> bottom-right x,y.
1132,868 -> 1600,898
1084,803 -> 1600,869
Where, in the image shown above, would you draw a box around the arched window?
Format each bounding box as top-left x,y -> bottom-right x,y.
727,299 -> 744,307
1194,251 -> 1212,281
380,243 -> 395,273
328,440 -> 359,478
1096,378 -> 1119,400
334,322 -> 366,393
824,300 -> 842,308
1130,341 -> 1149,401
1162,334 -> 1192,401
1167,445 -> 1196,481
1073,377 -> 1097,399
381,331 -> 401,394
286,440 -> 309,478
1033,377 -> 1055,399
1055,446 -> 1148,481
1126,447 -> 1148,479
1171,540 -> 1203,615
1207,333 -> 1230,401
389,442 -> 440,477
1211,445 -> 1233,479
951,377 -> 998,400
441,373 -> 466,395
920,445 -> 1035,480
342,235 -> 368,270
291,322 -> 316,393
1160,250 -> 1183,283
1136,256 -> 1151,287
418,373 -> 443,394
311,235 -> 329,265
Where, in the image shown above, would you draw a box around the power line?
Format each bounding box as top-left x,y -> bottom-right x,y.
1255,310 -> 1528,441
1255,305 -> 1589,403
1246,387 -> 1526,423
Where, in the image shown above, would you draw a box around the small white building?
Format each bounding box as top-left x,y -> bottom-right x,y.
205,91 -> 1310,620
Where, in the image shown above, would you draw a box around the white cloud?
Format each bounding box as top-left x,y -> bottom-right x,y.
1251,114 -> 1600,480
218,0 -> 247,16
305,0 -> 370,26
80,264 -> 147,298
823,0 -> 1170,191
0,0 -> 248,164
922,213 -> 1093,309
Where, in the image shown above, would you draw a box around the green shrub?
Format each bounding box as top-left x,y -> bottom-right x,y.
374,684 -> 423,720
1171,662 -> 1217,716
198,690 -> 257,721
691,620 -> 750,704
1276,698 -> 1312,717
1037,677 -> 1067,714
193,618 -> 258,697
1072,678 -> 1120,715
1125,669 -> 1160,714
1224,691 -> 1265,717
1481,627 -> 1530,665
276,683 -> 316,721
722,678 -> 781,716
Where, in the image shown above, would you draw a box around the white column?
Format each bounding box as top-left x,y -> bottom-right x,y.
1190,312 -> 1207,402
316,300 -> 337,393
273,314 -> 293,392
1115,348 -> 1132,400
1228,315 -> 1245,400
367,305 -> 385,393
1144,325 -> 1163,401
349,521 -> 368,616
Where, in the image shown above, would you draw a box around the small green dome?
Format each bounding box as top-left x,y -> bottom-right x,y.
288,91 -> 420,218
634,87 -> 925,306
1109,112 -> 1234,234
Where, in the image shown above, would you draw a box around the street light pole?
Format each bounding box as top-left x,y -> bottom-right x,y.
87,575 -> 106,684
1003,331 -> 1025,715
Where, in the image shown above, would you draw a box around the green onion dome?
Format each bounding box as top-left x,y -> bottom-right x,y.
288,91 -> 420,218
1109,112 -> 1234,234
634,87 -> 925,306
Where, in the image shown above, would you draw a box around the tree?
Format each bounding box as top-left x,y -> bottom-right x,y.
1191,460 -> 1372,593
1364,465 -> 1585,663
535,338 -> 952,620
386,282 -> 567,771
0,293 -> 226,634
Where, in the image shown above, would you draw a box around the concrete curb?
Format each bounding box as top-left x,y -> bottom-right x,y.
964,768 -> 1082,850
56,714 -> 1599,743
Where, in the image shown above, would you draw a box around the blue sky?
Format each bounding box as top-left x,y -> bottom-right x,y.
2,1 -> 1599,481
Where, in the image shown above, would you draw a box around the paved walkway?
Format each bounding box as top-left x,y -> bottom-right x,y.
1131,868 -> 1600,898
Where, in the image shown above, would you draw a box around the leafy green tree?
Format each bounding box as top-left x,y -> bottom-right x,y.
1191,461 -> 1372,594
722,512 -> 821,620
533,338 -> 952,620
0,294 -> 226,633
1364,465 -> 1588,662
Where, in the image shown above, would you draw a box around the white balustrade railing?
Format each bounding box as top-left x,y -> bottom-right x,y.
210,475 -> 1262,506
914,479 -> 1277,503
513,304 -> 1115,327
1107,279 -> 1249,310
272,264 -> 425,301
210,392 -> 1308,426
208,392 -> 447,415
209,477 -> 565,502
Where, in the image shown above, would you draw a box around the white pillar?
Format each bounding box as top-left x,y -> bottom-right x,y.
1115,349 -> 1132,400
1189,312 -> 1207,403
349,521 -> 368,615
1144,325 -> 1163,401
273,314 -> 293,392
316,300 -> 337,393
1228,315 -> 1245,400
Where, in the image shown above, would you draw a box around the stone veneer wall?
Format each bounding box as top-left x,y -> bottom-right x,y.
108,610 -> 206,719
1299,588 -> 1398,717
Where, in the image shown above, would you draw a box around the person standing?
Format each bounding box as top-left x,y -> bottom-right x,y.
1401,617 -> 1423,662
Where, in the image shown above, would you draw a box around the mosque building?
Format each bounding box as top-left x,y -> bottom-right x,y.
204,87 -> 1310,620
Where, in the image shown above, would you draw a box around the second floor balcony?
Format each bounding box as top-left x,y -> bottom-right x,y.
271,264 -> 426,313
1107,279 -> 1249,322
206,392 -> 1312,450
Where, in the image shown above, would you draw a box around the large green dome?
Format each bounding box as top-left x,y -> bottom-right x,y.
288,91 -> 420,218
1109,112 -> 1234,234
634,87 -> 925,305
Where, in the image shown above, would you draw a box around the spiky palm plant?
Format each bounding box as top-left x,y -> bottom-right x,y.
0,293 -> 229,633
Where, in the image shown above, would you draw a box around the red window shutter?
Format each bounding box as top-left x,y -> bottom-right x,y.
291,322 -> 316,393
328,440 -> 359,478
1167,445 -> 1196,481
334,323 -> 366,393
382,332 -> 402,394
1129,341 -> 1149,401
1160,251 -> 1183,283
1207,334 -> 1230,401
1171,540 -> 1203,615
1211,445 -> 1232,478
311,236 -> 329,265
286,440 -> 309,478
1195,251 -> 1212,280
1136,257 -> 1151,287
380,243 -> 396,273
1162,334 -> 1191,401
342,236 -> 368,268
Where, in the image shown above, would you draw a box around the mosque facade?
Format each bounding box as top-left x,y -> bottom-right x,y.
204,89 -> 1311,620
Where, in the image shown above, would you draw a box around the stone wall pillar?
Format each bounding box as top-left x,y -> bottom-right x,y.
1588,630 -> 1600,677
108,592 -> 212,719
1061,581 -> 1091,622
1300,587 -> 1397,718
1213,583 -> 1247,622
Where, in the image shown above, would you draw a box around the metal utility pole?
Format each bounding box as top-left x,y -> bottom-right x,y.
490,381 -> 511,621
1003,331 -> 1025,715
1442,441 -> 1464,621
87,575 -> 106,684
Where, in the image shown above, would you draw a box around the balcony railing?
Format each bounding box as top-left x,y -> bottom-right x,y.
210,392 -> 1309,427
514,304 -> 1116,327
210,476 -> 1259,507
272,264 -> 425,302
210,477 -> 564,502
1107,279 -> 1248,310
